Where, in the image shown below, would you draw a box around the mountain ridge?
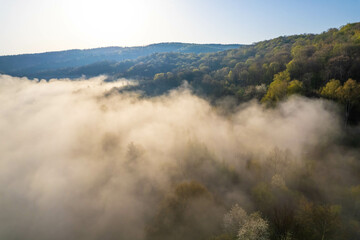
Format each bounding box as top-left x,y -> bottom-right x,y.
0,42 -> 244,77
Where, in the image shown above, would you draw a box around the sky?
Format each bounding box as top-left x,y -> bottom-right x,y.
0,0 -> 359,55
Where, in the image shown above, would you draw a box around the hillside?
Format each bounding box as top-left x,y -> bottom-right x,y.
1,23 -> 359,123
114,22 -> 359,124
14,23 -> 359,99
1,21 -> 360,240
117,22 -> 360,97
0,43 -> 243,77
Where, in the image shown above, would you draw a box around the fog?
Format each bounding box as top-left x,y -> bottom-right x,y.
0,74 -> 355,240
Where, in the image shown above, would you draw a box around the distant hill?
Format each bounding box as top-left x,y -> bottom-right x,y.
1,23 -> 359,124
0,43 -> 243,77
112,22 -> 360,98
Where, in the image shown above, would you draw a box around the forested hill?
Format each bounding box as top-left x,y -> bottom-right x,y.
12,23 -> 359,96
113,22 -> 359,124
115,22 -> 360,97
1,23 -> 360,123
0,43 -> 242,77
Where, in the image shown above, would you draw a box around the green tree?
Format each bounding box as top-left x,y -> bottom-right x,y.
336,78 -> 360,126
295,199 -> 341,240
320,79 -> 341,99
287,80 -> 304,95
321,78 -> 360,126
154,72 -> 166,81
274,70 -> 291,82
261,77 -> 288,105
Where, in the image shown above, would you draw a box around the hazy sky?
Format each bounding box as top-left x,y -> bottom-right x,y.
0,0 -> 359,55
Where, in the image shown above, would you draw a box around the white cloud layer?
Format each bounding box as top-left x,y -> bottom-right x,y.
0,74 -> 343,239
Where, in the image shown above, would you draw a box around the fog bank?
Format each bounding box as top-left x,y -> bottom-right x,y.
0,74 -> 347,240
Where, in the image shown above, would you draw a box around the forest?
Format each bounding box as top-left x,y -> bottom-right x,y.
0,23 -> 360,240
117,22 -> 360,124
6,22 -> 359,124
0,43 -> 242,77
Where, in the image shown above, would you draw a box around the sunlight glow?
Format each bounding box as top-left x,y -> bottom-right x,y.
61,0 -> 154,46
0,0 -> 359,55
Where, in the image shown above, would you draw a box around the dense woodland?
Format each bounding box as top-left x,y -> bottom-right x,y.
0,43 -> 242,76
121,23 -> 360,240
16,22 -> 359,124
116,23 -> 360,124
1,23 -> 360,240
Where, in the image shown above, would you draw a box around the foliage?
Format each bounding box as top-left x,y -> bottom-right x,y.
223,204 -> 248,235
261,76 -> 288,105
1,23 -> 360,240
220,205 -> 270,240
238,212 -> 270,240
287,80 -> 304,95
321,78 -> 360,125
295,199 -> 341,240
337,78 -> 360,106
147,181 -> 222,240
3,22 -> 359,122
0,43 -> 242,77
320,79 -> 342,99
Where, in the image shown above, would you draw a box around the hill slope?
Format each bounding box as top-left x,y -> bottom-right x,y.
0,43 -> 243,77
1,23 -> 359,123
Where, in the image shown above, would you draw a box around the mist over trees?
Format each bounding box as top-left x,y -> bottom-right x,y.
0,74 -> 360,240
117,22 -> 360,124
4,22 -> 358,124
0,22 -> 360,240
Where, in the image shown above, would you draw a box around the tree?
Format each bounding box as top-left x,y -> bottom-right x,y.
350,185 -> 360,218
223,204 -> 248,235
221,205 -> 270,240
274,70 -> 291,82
336,78 -> 360,126
320,78 -> 360,126
227,70 -> 236,82
154,72 -> 166,81
237,212 -> 270,240
261,71 -> 302,105
146,181 -> 222,240
261,77 -> 288,105
287,80 -> 304,95
320,79 -> 341,99
295,199 -> 341,240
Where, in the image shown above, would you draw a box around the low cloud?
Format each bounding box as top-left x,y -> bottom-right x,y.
0,74 -> 354,240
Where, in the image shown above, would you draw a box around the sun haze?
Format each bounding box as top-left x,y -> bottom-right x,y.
0,0 -> 359,55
